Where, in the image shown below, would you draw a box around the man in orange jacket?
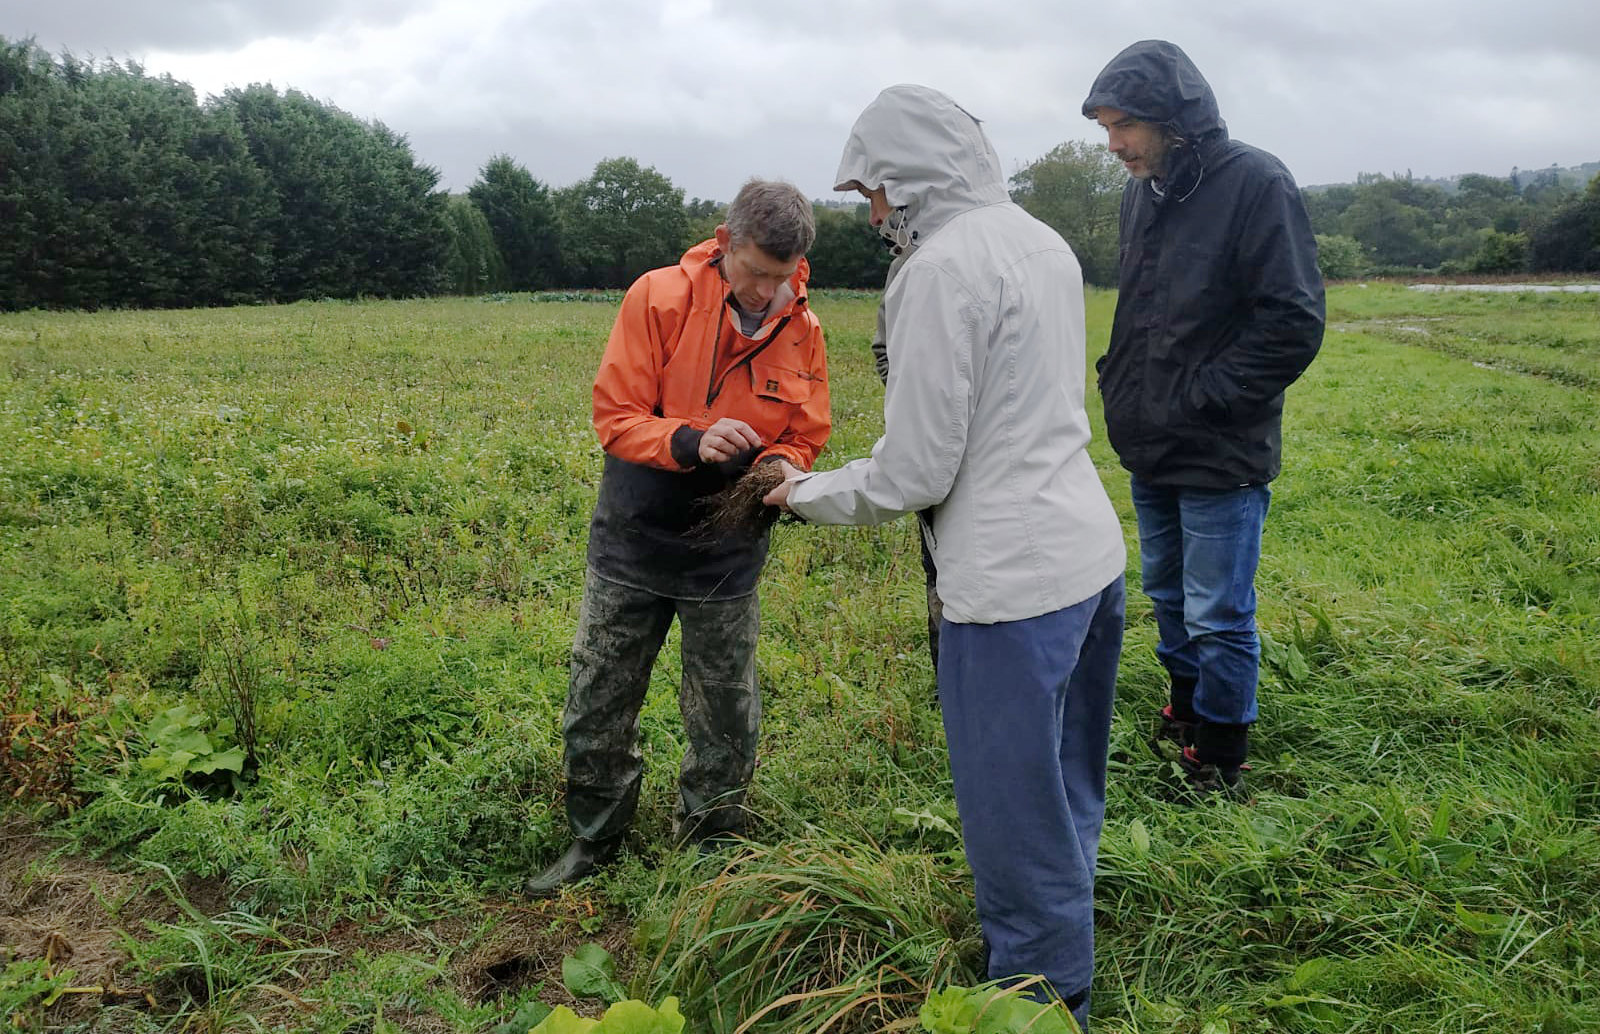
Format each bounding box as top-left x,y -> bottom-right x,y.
527,179 -> 831,895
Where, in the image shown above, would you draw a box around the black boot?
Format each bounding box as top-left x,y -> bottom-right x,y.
1177,746 -> 1248,800
1177,721 -> 1251,801
523,836 -> 620,897
689,829 -> 745,856
676,812 -> 747,856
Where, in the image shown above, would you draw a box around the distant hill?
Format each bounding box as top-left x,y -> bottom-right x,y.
1305,160 -> 1599,194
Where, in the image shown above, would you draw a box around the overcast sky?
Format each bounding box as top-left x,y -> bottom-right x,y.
8,0 -> 1599,201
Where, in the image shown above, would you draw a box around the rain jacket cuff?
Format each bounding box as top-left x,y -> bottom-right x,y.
669,425 -> 703,469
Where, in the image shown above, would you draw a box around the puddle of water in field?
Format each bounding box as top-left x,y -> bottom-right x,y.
1329,317 -> 1444,334
1408,284 -> 1600,293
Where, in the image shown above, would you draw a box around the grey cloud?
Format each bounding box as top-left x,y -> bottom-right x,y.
4,0 -> 431,56
712,0 -> 1122,55
409,109 -> 852,205
1206,3 -> 1600,64
10,0 -> 1595,203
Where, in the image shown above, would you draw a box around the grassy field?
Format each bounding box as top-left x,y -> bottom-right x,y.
2,283 -> 1598,1033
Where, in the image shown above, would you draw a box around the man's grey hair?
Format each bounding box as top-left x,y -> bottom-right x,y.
725,179 -> 815,260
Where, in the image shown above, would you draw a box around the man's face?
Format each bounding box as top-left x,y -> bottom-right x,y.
715,225 -> 800,313
857,184 -> 892,228
1095,107 -> 1172,181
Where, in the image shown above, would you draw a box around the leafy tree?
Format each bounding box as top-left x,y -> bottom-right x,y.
1303,184 -> 1359,232
1527,173 -> 1600,272
683,197 -> 726,250
1009,140 -> 1124,286
0,39 -> 80,309
0,39 -> 271,309
467,154 -> 561,290
1456,173 -> 1516,206
215,84 -> 449,301
684,197 -> 722,220
1314,234 -> 1366,280
1467,230 -> 1528,274
556,157 -> 688,288
442,194 -> 508,294
2,37 -> 451,309
806,206 -> 893,288
1520,166 -> 1568,208
1337,181 -> 1443,269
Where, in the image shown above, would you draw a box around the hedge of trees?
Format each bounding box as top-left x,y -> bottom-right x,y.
1305,167 -> 1599,278
0,40 -> 452,309
0,38 -> 894,310
1007,146 -> 1600,283
4,36 -> 1596,312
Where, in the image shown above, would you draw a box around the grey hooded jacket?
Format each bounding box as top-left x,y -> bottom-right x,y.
789,85 -> 1125,624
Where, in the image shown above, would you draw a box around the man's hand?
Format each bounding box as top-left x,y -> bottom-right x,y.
762,459 -> 805,510
699,418 -> 763,463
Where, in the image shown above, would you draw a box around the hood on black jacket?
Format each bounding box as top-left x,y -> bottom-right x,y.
1081,40 -> 1226,143
1082,40 -> 1229,196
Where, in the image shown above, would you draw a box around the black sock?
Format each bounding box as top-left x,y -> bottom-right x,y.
1194,721 -> 1249,770
1169,674 -> 1199,723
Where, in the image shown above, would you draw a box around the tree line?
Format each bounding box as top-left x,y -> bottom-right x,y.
1306,168 -> 1600,278
4,37 -> 1596,313
1,39 -> 447,309
0,38 -> 895,311
1005,148 -> 1600,282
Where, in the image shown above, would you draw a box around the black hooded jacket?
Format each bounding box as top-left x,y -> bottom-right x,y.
1083,40 -> 1325,488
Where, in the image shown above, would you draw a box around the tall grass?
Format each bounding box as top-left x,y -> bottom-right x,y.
636,835 -> 979,1033
1,285 -> 1597,1031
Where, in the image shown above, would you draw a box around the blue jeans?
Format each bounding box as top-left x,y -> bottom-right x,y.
938,577 -> 1125,1024
1129,477 -> 1270,726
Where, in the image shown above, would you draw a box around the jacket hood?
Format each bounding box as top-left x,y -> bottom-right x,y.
834,84 -> 1011,243
1081,40 -> 1226,146
679,238 -> 810,316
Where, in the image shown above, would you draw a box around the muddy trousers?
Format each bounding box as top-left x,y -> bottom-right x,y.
938,577 -> 1125,1032
561,569 -> 761,844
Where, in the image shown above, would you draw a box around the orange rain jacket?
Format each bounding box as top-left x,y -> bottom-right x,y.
585,239 -> 831,600
592,239 -> 831,472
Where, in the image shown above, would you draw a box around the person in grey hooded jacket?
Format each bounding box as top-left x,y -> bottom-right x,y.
1083,41 -> 1324,797
765,84 -> 1126,1028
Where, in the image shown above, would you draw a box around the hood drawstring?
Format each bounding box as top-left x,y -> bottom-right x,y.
1175,165 -> 1204,202
880,208 -> 915,255
1153,164 -> 1204,204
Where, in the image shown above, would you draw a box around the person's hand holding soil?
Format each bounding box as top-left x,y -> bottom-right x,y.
762,459 -> 804,510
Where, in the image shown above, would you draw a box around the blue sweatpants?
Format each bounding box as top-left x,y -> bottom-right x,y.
938,576 -> 1125,1025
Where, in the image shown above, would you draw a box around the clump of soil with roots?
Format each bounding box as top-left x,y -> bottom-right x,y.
690,462 -> 789,541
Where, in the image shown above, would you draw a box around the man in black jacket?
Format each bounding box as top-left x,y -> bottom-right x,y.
1083,40 -> 1325,797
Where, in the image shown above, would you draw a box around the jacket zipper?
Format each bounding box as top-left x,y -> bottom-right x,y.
705,306 -> 794,407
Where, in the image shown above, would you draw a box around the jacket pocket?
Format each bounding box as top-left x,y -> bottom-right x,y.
748,357 -> 814,404
1161,241 -> 1228,344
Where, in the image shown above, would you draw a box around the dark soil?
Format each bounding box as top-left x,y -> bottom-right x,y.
1,815 -> 632,1029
